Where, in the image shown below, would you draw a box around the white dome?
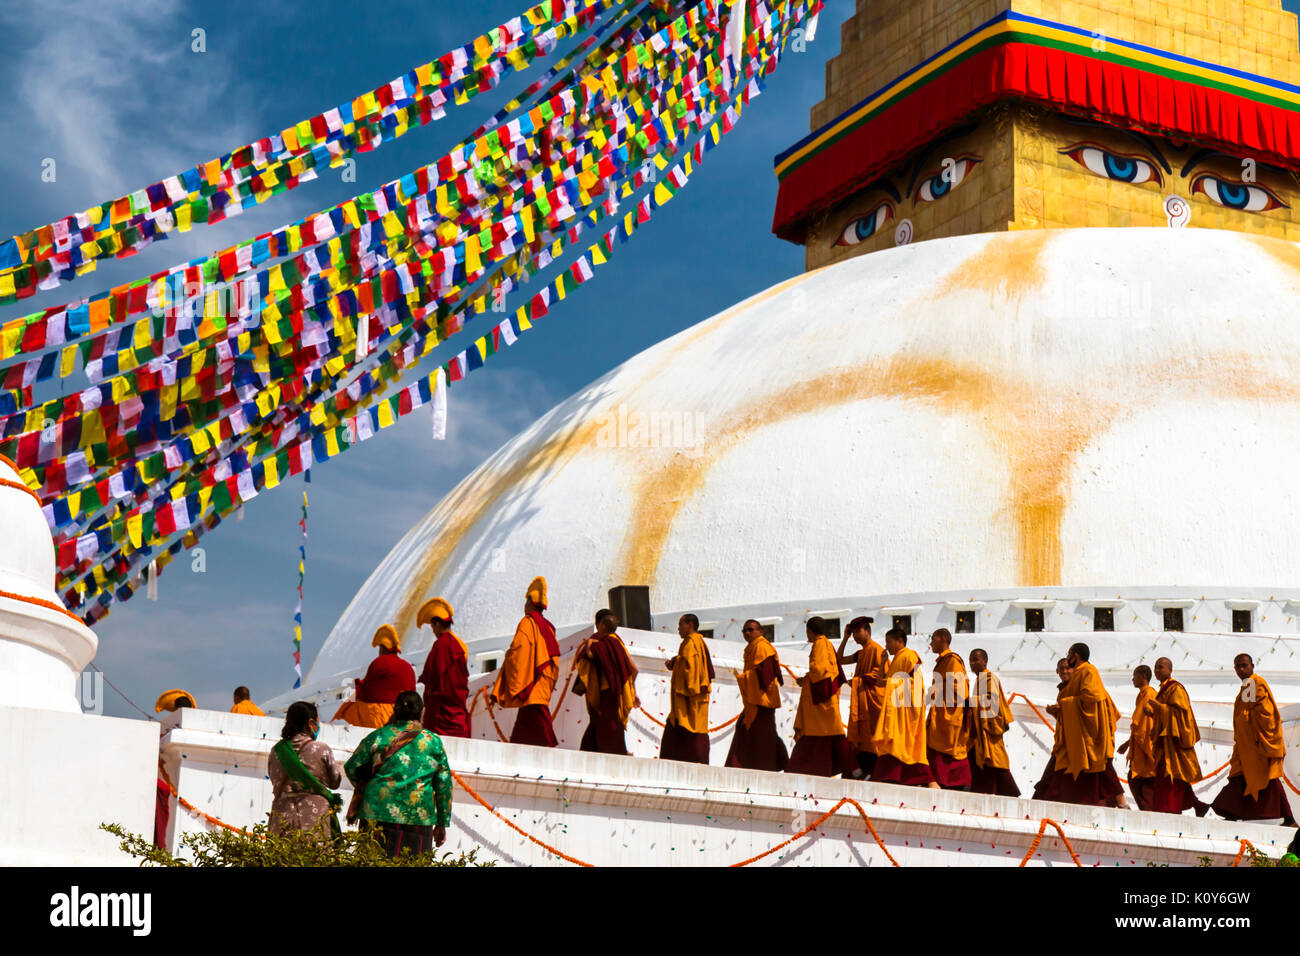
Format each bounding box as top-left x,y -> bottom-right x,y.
305,228 -> 1300,689
0,455 -> 97,711
0,456 -> 58,599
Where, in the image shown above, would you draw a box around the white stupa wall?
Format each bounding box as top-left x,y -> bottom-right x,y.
0,705 -> 159,865
165,630 -> 1298,867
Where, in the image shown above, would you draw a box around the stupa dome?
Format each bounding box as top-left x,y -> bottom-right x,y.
304,227 -> 1300,689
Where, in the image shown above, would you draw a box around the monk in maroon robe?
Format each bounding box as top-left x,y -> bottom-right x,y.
1031,658 -> 1072,801
725,619 -> 789,772
417,597 -> 470,738
491,576 -> 561,747
573,611 -> 638,755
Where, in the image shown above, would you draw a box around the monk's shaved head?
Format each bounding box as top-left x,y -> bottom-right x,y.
1153,657 -> 1173,682
969,648 -> 988,673
929,628 -> 952,653
1068,642 -> 1090,662
1132,665 -> 1151,688
1233,653 -> 1255,679
884,627 -> 907,652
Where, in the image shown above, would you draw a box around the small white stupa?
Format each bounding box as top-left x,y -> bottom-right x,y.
0,456 -> 158,865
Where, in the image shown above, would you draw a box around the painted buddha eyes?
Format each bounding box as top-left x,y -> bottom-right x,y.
1191,175 -> 1285,212
834,202 -> 893,246
1061,144 -> 1162,185
914,156 -> 980,203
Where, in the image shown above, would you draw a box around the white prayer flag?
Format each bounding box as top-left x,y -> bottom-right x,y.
431,368 -> 447,441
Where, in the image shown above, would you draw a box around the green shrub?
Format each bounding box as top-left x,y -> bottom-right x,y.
100,823 -> 493,868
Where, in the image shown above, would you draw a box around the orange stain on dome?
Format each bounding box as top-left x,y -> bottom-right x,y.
393,270 -> 823,634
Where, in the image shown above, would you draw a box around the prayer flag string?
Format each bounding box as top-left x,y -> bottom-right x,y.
0,0 -> 620,297
293,482 -> 309,688
0,0 -> 822,624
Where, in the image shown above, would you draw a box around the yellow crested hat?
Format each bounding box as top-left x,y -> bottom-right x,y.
372,624 -> 401,651
154,688 -> 196,713
417,597 -> 454,628
526,575 -> 547,609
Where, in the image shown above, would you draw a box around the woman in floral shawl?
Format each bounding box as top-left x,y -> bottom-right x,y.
344,690 -> 453,857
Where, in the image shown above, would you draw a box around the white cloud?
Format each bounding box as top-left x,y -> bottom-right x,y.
0,0 -> 252,208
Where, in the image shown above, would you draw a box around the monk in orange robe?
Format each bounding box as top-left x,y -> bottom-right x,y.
786,617 -> 852,777
1117,665 -> 1157,811
838,616 -> 885,779
725,619 -> 788,771
333,625 -> 417,727
417,597 -> 470,738
966,649 -> 1020,796
490,576 -> 561,747
573,611 -> 638,755
1038,643 -> 1127,807
870,628 -> 936,787
926,628 -> 971,790
230,686 -> 264,716
1031,658 -> 1073,800
1210,654 -> 1296,825
1145,658 -> 1208,816
660,614 -> 714,763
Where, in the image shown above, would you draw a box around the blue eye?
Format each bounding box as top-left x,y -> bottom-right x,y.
914,157 -> 979,203
1192,175 -> 1284,212
1062,145 -> 1161,186
835,202 -> 893,246
1103,153 -> 1137,181
1216,182 -> 1249,207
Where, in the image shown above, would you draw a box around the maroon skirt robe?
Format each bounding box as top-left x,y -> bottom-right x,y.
1211,775 -> 1296,823
510,703 -> 558,747
660,722 -> 710,764
724,707 -> 789,772
968,757 -> 1021,797
871,753 -> 937,787
786,734 -> 852,777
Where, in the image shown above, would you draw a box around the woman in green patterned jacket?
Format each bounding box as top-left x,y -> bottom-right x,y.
344,690 -> 452,857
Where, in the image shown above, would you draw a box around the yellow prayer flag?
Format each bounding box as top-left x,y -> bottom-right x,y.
377,401 -> 395,429
60,346 -> 77,377
127,514 -> 143,549
263,455 -> 280,489
465,234 -> 482,275
160,385 -> 178,421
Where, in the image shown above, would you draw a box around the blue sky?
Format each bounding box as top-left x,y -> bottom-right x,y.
0,0 -> 854,717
